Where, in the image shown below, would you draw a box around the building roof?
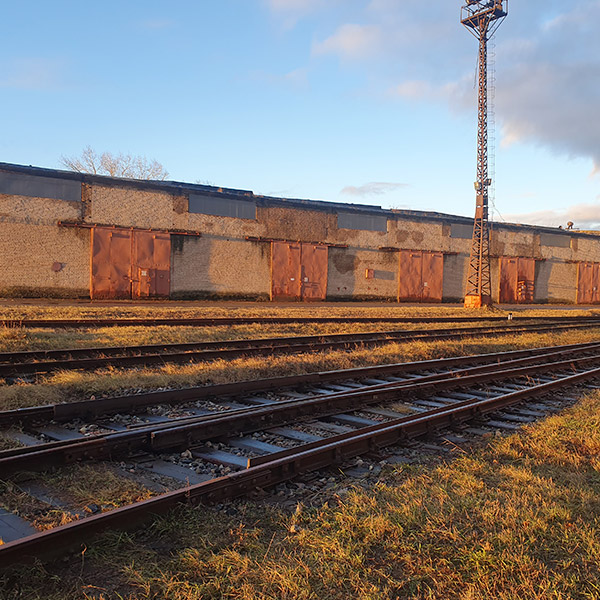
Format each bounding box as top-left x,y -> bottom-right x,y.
0,160 -> 594,239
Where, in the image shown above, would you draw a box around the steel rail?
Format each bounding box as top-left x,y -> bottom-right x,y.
2,349 -> 599,476
3,315 -> 600,329
0,321 -> 572,363
2,338 -> 599,429
1,363 -> 598,568
1,320 -> 597,378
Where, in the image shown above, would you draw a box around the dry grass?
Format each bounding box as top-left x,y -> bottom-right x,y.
0,465 -> 153,535
2,301 -> 600,322
2,390 -> 599,599
2,327 -> 600,412
0,320 -> 506,354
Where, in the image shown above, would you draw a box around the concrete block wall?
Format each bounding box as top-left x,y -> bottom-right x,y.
2,163 -> 600,303
170,235 -> 270,299
327,247 -> 398,300
0,193 -> 90,296
89,185 -> 176,230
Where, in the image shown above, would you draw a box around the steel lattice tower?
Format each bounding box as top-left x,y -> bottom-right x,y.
461,0 -> 507,308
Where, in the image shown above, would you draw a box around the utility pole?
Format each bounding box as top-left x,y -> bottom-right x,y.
461,0 -> 507,308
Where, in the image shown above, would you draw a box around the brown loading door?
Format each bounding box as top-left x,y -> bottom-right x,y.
271,241 -> 328,301
132,231 -> 171,298
576,262 -> 600,304
91,227 -> 171,299
499,257 -> 535,304
91,228 -> 132,299
301,244 -> 328,301
398,250 -> 443,303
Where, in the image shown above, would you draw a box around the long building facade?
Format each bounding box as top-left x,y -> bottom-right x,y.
1,161 -> 598,304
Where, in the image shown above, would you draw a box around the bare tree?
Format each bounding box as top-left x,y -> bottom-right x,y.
60,146 -> 169,180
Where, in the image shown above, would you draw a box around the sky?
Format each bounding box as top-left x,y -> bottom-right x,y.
2,0 -> 599,228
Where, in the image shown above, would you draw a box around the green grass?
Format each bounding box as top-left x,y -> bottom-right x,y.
2,390 -> 599,599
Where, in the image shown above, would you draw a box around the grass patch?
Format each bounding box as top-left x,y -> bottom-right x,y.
0,465 -> 154,534
0,432 -> 22,451
2,390 -> 600,599
2,302 -> 600,322
2,327 -> 600,411
0,320 -> 505,353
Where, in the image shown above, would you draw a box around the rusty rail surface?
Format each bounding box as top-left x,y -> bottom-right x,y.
1,339 -> 599,428
1,363 -> 598,567
3,315 -> 599,329
2,347 -> 600,476
1,320 -> 598,378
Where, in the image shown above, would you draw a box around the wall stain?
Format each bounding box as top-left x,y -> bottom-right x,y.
331,249 -> 357,274
173,195 -> 188,215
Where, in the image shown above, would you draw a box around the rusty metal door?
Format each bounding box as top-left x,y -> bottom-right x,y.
398,251 -> 423,302
90,227 -> 132,299
300,244 -> 328,301
577,262 -> 596,304
91,227 -> 171,299
516,258 -> 535,303
271,242 -> 301,300
421,252 -> 443,303
499,257 -> 518,303
132,231 -> 171,298
594,264 -> 600,304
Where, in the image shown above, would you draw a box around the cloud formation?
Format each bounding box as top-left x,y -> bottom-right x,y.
313,24 -> 384,59
267,0 -> 320,12
341,181 -> 408,196
250,67 -> 309,90
309,1 -> 600,170
0,58 -> 65,90
265,0 -> 324,28
505,201 -> 600,230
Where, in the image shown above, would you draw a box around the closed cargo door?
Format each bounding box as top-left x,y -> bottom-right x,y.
594,264 -> 600,304
91,227 -> 170,299
517,258 -> 535,304
132,231 -> 171,298
398,251 -> 423,302
90,227 -> 131,299
271,241 -> 301,301
499,257 -> 518,303
301,244 -> 328,301
421,251 -> 443,303
577,262 -> 594,304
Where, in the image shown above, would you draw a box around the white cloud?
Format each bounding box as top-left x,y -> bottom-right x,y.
267,0 -> 321,12
391,80 -> 435,100
305,0 -> 600,170
250,67 -> 309,90
341,181 -> 408,196
505,201 -> 600,229
0,58 -> 65,91
265,0 -> 326,29
313,24 -> 384,59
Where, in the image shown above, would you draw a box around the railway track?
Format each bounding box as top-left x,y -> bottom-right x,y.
2,319 -> 599,379
2,314 -> 600,329
0,339 -> 599,566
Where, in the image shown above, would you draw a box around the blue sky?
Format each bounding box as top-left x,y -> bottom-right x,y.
2,0 -> 599,228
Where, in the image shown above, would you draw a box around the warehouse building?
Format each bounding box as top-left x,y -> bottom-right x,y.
0,161 -> 599,304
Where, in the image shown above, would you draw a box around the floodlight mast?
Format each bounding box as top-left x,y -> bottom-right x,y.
461,0 -> 507,309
